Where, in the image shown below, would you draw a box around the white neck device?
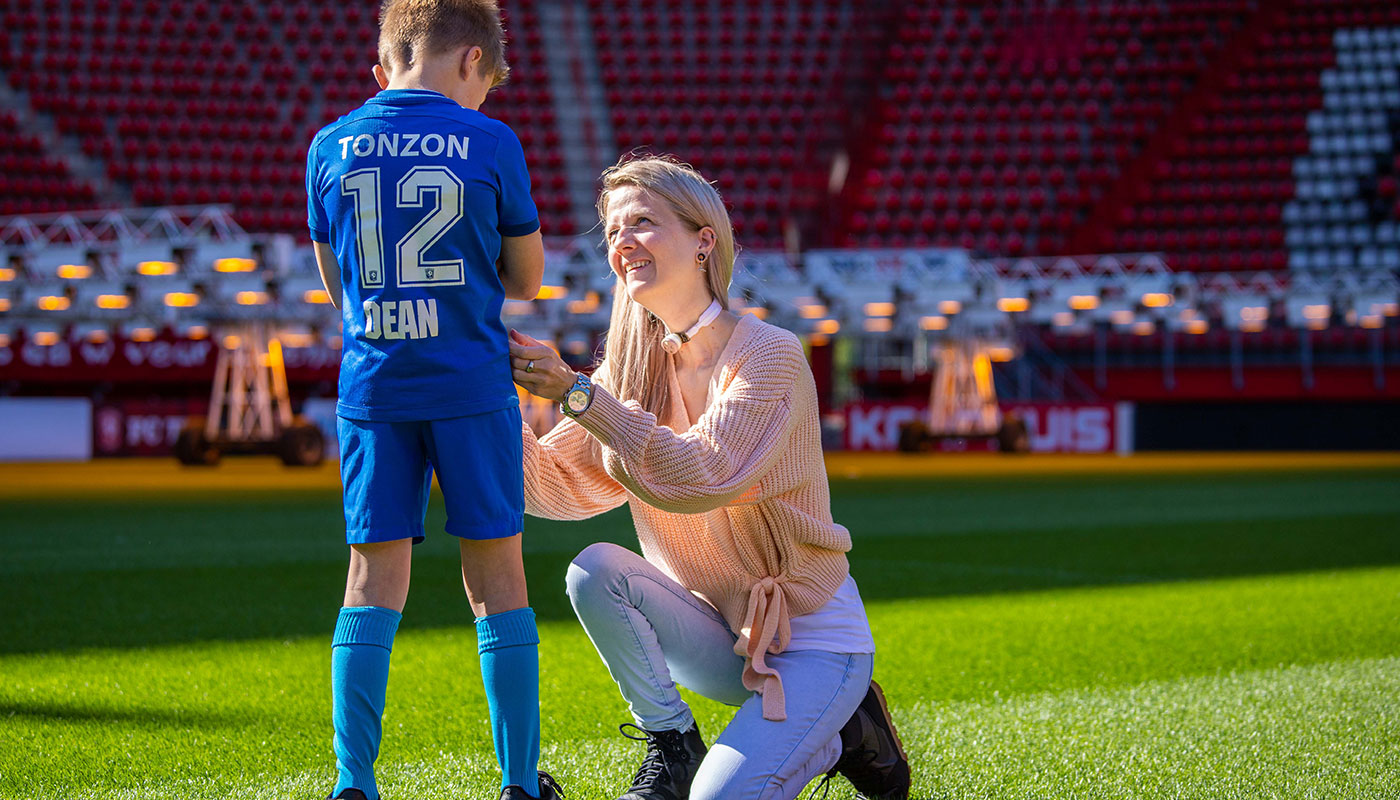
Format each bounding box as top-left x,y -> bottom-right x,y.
661,299 -> 723,354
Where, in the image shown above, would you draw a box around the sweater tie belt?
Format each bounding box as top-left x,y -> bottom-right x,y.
735,574 -> 792,721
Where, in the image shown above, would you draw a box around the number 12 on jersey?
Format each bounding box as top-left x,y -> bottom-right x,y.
340,166 -> 466,289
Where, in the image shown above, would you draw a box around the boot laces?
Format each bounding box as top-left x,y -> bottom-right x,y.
806,743 -> 883,800
806,716 -> 883,799
537,771 -> 566,799
620,723 -> 688,791
806,771 -> 836,800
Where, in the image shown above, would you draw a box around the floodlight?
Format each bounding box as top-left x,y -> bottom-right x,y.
72,322 -> 111,343
277,325 -> 316,348
214,257 -> 257,273
138,260 -> 179,276
535,285 -> 569,300
122,321 -> 159,342
1285,295 -> 1331,329
178,321 -> 210,340
28,324 -> 62,346
1221,296 -> 1271,331
165,291 -> 201,308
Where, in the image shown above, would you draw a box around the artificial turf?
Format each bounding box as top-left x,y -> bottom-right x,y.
2,456 -> 1398,799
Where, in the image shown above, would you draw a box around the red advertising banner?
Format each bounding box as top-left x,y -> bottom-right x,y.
1,334 -> 217,383
0,333 -> 340,384
842,401 -> 1131,453
92,398 -> 209,457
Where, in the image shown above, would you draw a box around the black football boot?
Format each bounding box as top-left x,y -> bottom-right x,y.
499,770 -> 566,800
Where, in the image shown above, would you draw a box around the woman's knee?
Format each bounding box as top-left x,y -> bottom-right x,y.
690,746 -> 785,800
563,541 -> 636,602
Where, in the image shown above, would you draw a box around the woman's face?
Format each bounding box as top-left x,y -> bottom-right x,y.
603,185 -> 709,309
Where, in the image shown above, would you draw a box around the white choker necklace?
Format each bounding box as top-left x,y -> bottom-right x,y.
661,299 -> 723,354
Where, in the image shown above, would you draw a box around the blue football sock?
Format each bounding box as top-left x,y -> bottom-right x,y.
331,605 -> 402,800
477,607 -> 541,795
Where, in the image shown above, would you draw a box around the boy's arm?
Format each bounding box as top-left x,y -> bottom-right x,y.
498,230 -> 544,301
312,241 -> 343,310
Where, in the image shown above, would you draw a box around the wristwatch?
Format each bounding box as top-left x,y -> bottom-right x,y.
561,372 -> 594,418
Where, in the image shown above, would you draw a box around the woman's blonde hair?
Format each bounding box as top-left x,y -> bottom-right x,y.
595,155 -> 737,418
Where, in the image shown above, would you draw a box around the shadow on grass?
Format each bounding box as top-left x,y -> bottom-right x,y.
4,471 -> 1399,655
0,698 -> 245,729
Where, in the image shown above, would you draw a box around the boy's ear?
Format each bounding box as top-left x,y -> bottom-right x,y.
373,63 -> 390,90
459,45 -> 484,81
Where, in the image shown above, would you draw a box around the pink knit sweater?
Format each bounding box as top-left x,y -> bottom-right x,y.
522,314 -> 852,721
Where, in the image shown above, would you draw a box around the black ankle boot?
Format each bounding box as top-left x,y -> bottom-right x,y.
828,681 -> 910,800
616,723 -> 707,800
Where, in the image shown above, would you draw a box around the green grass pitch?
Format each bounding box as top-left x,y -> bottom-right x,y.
2,456 -> 1398,799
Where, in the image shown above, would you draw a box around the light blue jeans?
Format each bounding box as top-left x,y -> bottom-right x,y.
565,542 -> 874,800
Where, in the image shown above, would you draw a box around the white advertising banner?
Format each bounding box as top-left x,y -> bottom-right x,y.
0,398 -> 94,461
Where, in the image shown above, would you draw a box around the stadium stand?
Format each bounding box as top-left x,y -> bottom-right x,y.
3,0 -> 1399,260
584,0 -> 883,249
0,0 -> 1396,414
0,0 -> 572,236
1096,2 -> 1400,273
1285,22 -> 1400,274
0,109 -> 96,215
838,2 -> 1261,255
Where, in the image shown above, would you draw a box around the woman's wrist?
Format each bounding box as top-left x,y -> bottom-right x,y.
556,369 -> 579,404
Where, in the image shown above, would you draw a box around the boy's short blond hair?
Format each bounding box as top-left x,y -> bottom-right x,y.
378,0 -> 510,86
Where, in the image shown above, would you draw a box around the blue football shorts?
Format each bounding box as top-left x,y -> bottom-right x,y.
337,405 -> 525,544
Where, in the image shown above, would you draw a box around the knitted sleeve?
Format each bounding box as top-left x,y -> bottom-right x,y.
522,414 -> 629,521
573,331 -> 806,515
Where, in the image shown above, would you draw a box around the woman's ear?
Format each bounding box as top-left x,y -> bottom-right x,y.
697,226 -> 717,258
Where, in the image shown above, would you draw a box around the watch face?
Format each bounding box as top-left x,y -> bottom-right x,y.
566,388 -> 590,413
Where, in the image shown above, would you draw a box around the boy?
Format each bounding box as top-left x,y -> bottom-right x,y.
305,2 -> 559,798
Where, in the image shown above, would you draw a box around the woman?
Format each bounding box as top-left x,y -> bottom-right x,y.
509,156 -> 910,800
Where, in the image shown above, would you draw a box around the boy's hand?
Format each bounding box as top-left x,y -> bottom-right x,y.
509,329 -> 575,403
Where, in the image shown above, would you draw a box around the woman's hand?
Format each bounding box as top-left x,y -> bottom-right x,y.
509,329 -> 576,403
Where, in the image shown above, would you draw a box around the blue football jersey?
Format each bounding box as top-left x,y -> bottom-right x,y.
307,89 -> 538,422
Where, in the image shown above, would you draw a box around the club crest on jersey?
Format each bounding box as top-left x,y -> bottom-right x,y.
363,298 -> 441,340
